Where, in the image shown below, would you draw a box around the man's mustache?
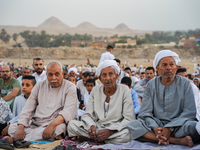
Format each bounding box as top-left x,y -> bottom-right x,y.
164,70 -> 172,74
105,80 -> 111,84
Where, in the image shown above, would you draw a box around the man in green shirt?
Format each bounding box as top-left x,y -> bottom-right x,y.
0,65 -> 21,112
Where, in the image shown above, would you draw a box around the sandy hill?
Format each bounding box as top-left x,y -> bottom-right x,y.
0,17 -> 152,37
38,16 -> 69,29
75,22 -> 99,30
115,23 -> 132,31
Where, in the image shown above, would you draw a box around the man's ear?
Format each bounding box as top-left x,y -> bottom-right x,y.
62,71 -> 64,77
115,74 -> 119,81
156,66 -> 159,73
98,76 -> 101,82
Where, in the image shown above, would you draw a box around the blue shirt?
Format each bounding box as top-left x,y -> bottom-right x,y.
130,88 -> 141,115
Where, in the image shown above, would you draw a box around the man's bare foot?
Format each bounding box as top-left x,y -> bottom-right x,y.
171,136 -> 194,147
181,136 -> 194,147
55,135 -> 63,140
3,136 -> 14,143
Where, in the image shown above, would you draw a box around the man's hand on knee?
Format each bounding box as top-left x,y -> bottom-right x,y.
14,124 -> 25,140
96,129 -> 117,142
42,125 -> 54,140
88,125 -> 96,140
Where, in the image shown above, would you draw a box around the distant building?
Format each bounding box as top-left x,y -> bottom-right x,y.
71,40 -> 108,48
115,39 -> 136,48
178,33 -> 200,48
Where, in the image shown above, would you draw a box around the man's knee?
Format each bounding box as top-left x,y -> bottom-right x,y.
175,121 -> 197,138
8,122 -> 18,136
105,128 -> 131,144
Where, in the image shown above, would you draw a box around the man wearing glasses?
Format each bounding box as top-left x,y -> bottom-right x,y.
0,65 -> 21,112
32,58 -> 47,83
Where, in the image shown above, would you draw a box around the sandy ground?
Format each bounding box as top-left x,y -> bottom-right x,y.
0,58 -> 199,74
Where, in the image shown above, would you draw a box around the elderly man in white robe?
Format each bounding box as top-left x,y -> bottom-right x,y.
128,50 -> 200,147
68,60 -> 135,144
6,61 -> 78,142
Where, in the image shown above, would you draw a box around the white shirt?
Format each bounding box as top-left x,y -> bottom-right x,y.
190,82 -> 200,121
17,76 -> 23,85
84,92 -> 90,107
32,70 -> 47,83
99,51 -> 115,64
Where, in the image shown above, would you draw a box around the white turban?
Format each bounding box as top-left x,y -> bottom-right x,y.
68,67 -> 77,74
153,50 -> 181,68
96,60 -> 120,76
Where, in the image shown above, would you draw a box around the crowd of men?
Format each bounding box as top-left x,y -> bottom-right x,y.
0,46 -> 200,148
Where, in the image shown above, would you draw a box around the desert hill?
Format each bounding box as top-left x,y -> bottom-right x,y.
0,16 -> 152,37
75,22 -> 98,30
115,23 -> 132,31
38,16 -> 70,29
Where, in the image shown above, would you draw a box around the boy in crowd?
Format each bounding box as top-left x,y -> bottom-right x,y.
77,78 -> 95,119
121,76 -> 141,115
83,78 -> 95,109
1,75 -> 36,136
67,75 -> 83,119
67,76 -> 82,105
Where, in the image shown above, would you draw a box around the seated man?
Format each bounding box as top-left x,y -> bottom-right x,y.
176,68 -> 200,121
0,65 -> 21,112
6,61 -> 78,142
128,50 -> 200,147
67,60 -> 135,144
124,67 -> 139,89
134,67 -> 155,104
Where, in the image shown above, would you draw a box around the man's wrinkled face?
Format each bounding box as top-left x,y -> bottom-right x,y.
146,70 -> 155,81
82,76 -> 89,86
47,64 -> 63,88
22,69 -> 30,77
99,67 -> 119,89
69,71 -> 76,77
33,60 -> 44,75
156,57 -> 178,80
125,69 -> 132,77
140,74 -> 145,79
2,66 -> 11,80
177,72 -> 188,78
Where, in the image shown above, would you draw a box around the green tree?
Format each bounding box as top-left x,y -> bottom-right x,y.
3,34 -> 11,43
127,45 -> 132,48
0,29 -> 10,43
12,33 -> 18,43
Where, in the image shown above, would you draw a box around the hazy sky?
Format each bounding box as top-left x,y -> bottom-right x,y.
0,0 -> 199,31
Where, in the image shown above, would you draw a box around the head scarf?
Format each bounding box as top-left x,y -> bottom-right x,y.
68,67 -> 77,75
96,60 -> 120,76
153,50 -> 181,68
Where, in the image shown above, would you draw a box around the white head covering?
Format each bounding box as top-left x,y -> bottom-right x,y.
96,60 -> 120,76
153,50 -> 181,68
68,67 -> 77,74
